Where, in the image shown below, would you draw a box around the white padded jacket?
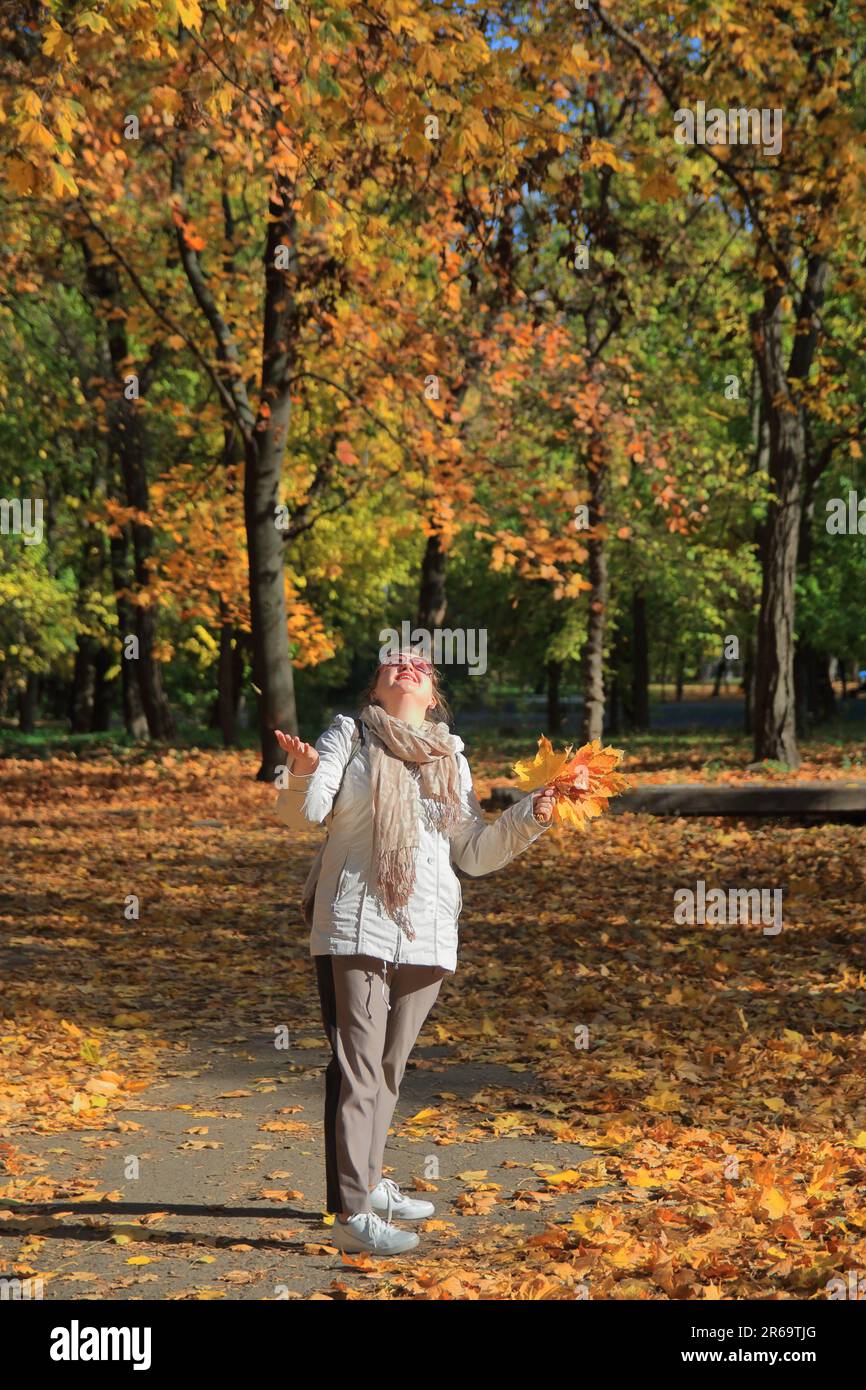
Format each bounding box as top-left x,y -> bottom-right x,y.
280,713 -> 550,972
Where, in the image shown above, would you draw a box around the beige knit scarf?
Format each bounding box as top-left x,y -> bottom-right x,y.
360,703 -> 463,941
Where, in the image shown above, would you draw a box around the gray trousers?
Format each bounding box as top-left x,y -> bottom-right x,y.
314,954 -> 446,1215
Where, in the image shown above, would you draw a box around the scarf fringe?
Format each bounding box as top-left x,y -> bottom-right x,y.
378,845 -> 417,909
377,848 -> 418,940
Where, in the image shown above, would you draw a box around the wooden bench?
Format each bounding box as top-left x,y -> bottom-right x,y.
484,781 -> 866,821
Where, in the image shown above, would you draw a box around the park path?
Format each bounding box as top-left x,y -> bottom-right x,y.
0,1025 -> 605,1300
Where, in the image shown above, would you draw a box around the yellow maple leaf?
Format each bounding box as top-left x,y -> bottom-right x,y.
48,162 -> 79,199
42,23 -> 75,59
19,119 -> 56,153
20,90 -> 42,118
568,1210 -> 604,1235
542,1169 -> 584,1186
178,0 -> 203,27
760,1187 -> 789,1220
513,734 -> 569,788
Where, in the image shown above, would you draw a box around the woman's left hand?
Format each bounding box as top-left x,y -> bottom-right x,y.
532,784 -> 557,823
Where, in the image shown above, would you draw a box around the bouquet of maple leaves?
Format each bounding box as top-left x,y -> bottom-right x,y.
513,736 -> 631,829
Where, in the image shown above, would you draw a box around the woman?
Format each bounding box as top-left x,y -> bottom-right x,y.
275,651 -> 555,1257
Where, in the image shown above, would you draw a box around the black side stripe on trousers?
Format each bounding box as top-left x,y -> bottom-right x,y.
314,954 -> 344,1215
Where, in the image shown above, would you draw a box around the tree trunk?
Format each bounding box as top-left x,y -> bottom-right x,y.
108,524 -> 148,740
244,172 -> 301,780
233,633 -> 246,712
18,673 -> 39,733
416,532 -> 448,631
580,446 -> 608,742
631,589 -> 649,731
751,257 -> 828,767
69,637 -> 97,733
69,481 -> 108,733
245,432 -> 298,777
607,618 -> 632,735
82,245 -> 174,739
743,368 -> 766,740
793,643 -> 810,738
794,412 -> 836,733
39,674 -> 66,722
546,657 -> 563,735
619,620 -> 635,729
118,406 -> 175,739
675,650 -> 685,702
215,389 -> 246,748
753,459 -> 802,764
795,642 -> 835,730
218,616 -> 237,747
743,638 -> 755,736
811,651 -> 835,723
92,647 -> 114,731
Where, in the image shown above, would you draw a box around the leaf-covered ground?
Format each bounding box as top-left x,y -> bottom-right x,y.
1,741 -> 865,1299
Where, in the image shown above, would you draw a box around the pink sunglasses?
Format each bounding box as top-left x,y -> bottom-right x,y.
379,654 -> 434,675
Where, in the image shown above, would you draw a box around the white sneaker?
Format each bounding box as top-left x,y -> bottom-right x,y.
370,1177 -> 435,1222
330,1211 -> 419,1256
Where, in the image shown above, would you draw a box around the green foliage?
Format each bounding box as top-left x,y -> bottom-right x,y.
0,540 -> 78,692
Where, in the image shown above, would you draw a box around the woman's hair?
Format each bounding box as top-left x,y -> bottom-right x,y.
359,658 -> 453,725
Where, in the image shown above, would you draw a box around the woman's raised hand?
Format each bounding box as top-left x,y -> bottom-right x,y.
275,730 -> 320,775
